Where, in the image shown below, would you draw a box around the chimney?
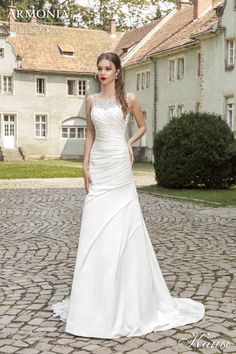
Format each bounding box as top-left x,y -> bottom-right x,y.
8,5 -> 16,32
193,0 -> 213,19
109,17 -> 116,37
30,15 -> 38,25
30,4 -> 38,25
177,0 -> 192,11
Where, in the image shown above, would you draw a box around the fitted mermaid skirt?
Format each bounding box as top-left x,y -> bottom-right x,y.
51,93 -> 205,338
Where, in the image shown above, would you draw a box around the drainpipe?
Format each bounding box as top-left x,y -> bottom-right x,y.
149,56 -> 158,163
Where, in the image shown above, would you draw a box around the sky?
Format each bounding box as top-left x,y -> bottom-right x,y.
73,0 -> 175,11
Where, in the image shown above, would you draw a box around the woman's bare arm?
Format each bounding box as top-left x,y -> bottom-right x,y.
83,96 -> 95,171
127,93 -> 147,146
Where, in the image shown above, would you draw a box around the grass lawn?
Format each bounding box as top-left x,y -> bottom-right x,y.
0,160 -> 84,179
137,184 -> 236,207
1,160 -> 235,207
0,160 -> 154,179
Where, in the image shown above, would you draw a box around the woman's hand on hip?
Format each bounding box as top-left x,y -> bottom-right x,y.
83,167 -> 93,194
128,142 -> 134,165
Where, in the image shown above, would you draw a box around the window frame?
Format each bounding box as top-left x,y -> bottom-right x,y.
35,76 -> 47,96
2,75 -> 13,94
177,104 -> 184,116
227,39 -> 235,65
66,78 -> 77,97
169,60 -> 175,81
78,79 -> 87,97
197,51 -> 201,77
136,73 -> 141,90
61,126 -> 87,139
168,105 -> 175,119
34,113 -> 48,139
225,96 -> 235,132
177,57 -> 184,80
146,71 -> 150,88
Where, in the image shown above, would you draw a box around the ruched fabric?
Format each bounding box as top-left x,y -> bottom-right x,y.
51,93 -> 205,338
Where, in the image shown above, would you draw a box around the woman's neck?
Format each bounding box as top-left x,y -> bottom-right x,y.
100,84 -> 116,98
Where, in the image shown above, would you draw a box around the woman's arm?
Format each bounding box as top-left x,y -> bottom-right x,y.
83,95 -> 95,172
127,92 -> 147,146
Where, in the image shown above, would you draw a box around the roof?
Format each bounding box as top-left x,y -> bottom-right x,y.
117,0 -> 224,67
114,17 -> 162,58
148,1 -> 225,56
5,21 -> 122,73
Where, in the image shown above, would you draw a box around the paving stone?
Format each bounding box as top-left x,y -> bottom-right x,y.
50,345 -> 74,353
17,349 -> 40,354
127,350 -> 150,354
0,346 -> 19,353
93,347 -> 113,354
0,183 -> 235,353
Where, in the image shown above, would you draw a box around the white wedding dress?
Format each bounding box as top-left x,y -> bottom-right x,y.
51,92 -> 205,339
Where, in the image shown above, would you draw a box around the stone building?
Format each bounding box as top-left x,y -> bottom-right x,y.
0,0 -> 235,162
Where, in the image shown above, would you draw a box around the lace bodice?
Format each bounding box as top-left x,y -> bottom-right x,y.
90,93 -> 130,121
89,92 -> 130,152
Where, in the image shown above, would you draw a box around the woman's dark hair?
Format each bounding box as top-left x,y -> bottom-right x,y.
96,52 -> 129,118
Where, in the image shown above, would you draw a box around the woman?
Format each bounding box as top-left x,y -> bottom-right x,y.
52,52 -> 205,339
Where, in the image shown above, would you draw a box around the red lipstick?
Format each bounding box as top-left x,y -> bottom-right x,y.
100,77 -> 107,81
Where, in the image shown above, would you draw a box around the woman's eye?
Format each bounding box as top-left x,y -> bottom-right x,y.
97,67 -> 111,71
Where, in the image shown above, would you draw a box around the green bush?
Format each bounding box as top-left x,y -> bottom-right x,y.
152,111 -> 236,189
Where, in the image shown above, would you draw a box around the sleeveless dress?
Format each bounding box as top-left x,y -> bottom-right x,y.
51,92 -> 205,339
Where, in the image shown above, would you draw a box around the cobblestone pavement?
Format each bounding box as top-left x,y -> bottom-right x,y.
0,174 -> 156,189
0,181 -> 236,354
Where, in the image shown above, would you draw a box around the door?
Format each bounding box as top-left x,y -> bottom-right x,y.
3,114 -> 16,148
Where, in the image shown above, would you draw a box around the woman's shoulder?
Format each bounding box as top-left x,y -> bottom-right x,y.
125,92 -> 136,108
126,92 -> 135,99
87,93 -> 96,101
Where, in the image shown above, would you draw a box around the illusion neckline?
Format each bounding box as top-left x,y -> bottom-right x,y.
97,93 -> 117,101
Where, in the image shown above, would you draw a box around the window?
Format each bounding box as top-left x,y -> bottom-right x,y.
226,97 -> 235,131
169,60 -> 175,81
4,114 -> 15,137
168,105 -> 175,119
227,40 -> 235,65
67,80 -> 76,96
197,52 -> 201,77
177,58 -> 184,80
136,73 -> 141,90
78,80 -> 86,96
141,72 -> 145,89
137,71 -> 149,90
140,111 -> 147,147
61,117 -> 87,139
177,105 -> 184,116
0,48 -> 4,58
62,126 -> 87,139
58,43 -> 75,57
146,71 -> 150,88
35,114 -> 47,137
36,78 -> 45,95
169,57 -> 184,81
3,76 -> 12,93
195,102 -> 201,112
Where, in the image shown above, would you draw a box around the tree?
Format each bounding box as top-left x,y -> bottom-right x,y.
0,0 -> 182,30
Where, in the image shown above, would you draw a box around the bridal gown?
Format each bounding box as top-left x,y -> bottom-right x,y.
51,92 -> 205,339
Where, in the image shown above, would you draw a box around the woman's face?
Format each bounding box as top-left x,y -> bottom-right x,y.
97,58 -> 119,85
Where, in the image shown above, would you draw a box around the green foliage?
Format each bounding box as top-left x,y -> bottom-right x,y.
153,111 -> 236,189
0,0 -> 178,30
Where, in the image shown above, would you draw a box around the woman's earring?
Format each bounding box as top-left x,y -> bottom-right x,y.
115,73 -> 118,79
